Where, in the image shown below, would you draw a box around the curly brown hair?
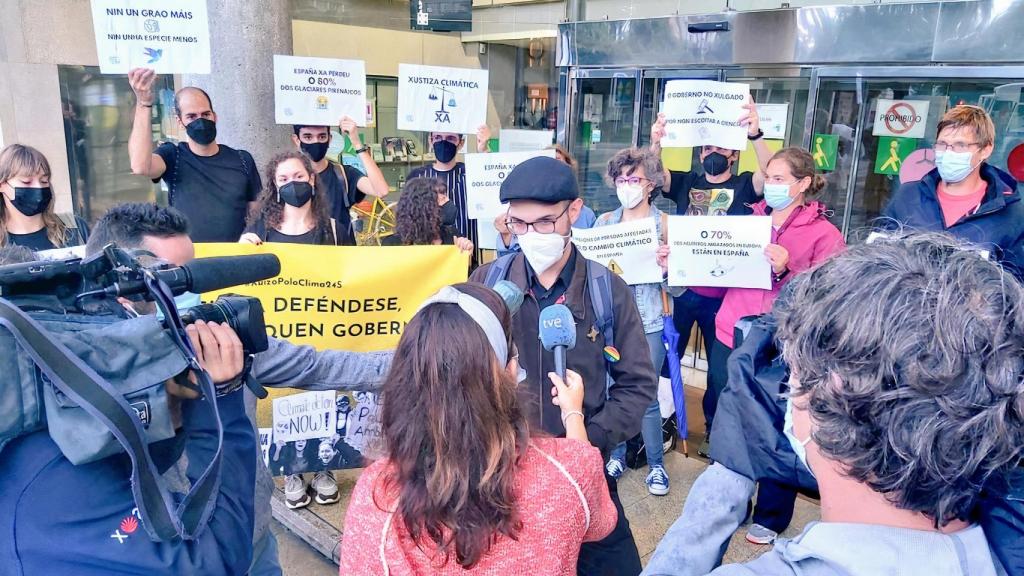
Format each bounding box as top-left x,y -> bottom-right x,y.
249,151 -> 333,235
394,177 -> 445,245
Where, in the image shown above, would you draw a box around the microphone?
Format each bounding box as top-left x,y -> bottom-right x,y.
493,280 -> 525,316
538,304 -> 576,380
107,254 -> 281,297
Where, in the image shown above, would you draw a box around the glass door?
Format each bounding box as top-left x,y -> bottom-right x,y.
806,66 -> 1024,237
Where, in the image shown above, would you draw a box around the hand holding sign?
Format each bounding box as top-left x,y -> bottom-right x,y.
764,244 -> 790,275
128,68 -> 157,106
738,94 -> 761,138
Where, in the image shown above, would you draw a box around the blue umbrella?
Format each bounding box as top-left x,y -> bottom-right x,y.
661,290 -> 688,455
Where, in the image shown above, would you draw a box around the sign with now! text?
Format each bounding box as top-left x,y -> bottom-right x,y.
91,0 -> 211,74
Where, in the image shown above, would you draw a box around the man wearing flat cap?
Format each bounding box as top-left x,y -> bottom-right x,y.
471,156 -> 657,576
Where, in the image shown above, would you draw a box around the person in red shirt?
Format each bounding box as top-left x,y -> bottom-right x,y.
340,282 -> 616,575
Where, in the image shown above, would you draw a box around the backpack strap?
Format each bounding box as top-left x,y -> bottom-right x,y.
585,260 -> 616,398
332,162 -> 352,209
482,253 -> 518,289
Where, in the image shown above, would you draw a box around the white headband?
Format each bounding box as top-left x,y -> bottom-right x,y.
418,286 -> 508,365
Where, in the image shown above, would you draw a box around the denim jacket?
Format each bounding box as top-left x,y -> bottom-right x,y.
595,204 -> 677,334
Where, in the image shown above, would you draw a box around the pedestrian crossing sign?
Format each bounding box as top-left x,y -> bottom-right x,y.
874,136 -> 917,176
811,134 -> 838,172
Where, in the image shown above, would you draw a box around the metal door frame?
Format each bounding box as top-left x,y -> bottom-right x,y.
803,65 -> 1024,235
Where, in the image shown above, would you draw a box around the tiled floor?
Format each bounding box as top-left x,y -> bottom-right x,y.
278,377 -> 821,575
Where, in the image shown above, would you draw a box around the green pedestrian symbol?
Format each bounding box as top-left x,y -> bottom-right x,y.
811,134 -> 838,172
874,136 -> 917,176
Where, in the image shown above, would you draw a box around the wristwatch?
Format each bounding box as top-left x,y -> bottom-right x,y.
354,145 -> 371,155
748,129 -> 764,141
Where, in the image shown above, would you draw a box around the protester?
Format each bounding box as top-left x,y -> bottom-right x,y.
291,118 -> 389,245
495,143 -> 595,256
597,147 -> 675,497
471,156 -> 657,575
880,104 -> 1024,275
84,202 -> 393,576
650,96 -> 773,456
0,279 -> 258,575
127,68 -> 261,242
0,144 -> 88,250
379,176 -> 472,251
240,151 -> 338,246
407,126 -> 491,247
644,232 -> 1024,575
709,147 -> 843,544
340,282 -> 616,574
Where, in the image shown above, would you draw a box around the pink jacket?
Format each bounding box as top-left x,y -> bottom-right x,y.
715,201 -> 845,348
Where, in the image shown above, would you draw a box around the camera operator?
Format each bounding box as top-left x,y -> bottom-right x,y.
0,242 -> 256,575
85,202 -> 393,576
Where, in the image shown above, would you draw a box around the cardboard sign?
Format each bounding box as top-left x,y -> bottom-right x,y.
258,428 -> 272,467
398,64 -> 489,134
572,219 -> 662,285
811,133 -> 839,172
498,129 -> 554,153
756,103 -> 789,140
274,55 -> 367,126
91,0 -> 211,74
872,99 -> 931,138
874,137 -> 917,176
667,215 -> 772,289
343,392 -> 384,458
272,390 -> 337,443
464,149 -> 556,220
661,80 -> 750,150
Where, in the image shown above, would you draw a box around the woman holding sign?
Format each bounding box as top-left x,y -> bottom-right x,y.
713,147 -> 844,546
340,282 -> 617,574
240,151 -> 339,246
596,147 -> 677,498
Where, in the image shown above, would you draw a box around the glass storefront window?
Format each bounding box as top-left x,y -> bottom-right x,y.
58,66 -> 175,223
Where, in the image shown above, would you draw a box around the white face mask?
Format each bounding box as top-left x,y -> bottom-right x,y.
616,183 -> 645,209
935,150 -> 976,184
517,231 -> 568,275
783,396 -> 814,478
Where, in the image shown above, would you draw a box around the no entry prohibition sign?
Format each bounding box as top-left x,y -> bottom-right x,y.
873,98 -> 930,138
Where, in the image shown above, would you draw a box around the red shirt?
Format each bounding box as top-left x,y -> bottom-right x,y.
339,437 -> 616,575
938,180 -> 987,228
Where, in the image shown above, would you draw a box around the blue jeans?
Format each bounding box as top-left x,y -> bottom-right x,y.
611,331 -> 667,468
249,530 -> 283,576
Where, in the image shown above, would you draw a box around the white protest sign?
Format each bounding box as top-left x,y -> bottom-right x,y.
343,392 -> 383,457
258,428 -> 272,467
465,149 -> 556,220
572,219 -> 662,285
667,215 -> 772,289
499,129 -> 554,152
272,391 -> 337,443
757,103 -> 789,140
661,80 -> 749,150
90,0 -> 211,74
274,55 -> 367,126
872,99 -> 931,138
398,64 -> 489,134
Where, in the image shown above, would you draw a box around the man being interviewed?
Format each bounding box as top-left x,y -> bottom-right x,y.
470,156 -> 657,576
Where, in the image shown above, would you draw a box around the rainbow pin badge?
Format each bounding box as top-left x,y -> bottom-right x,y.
603,346 -> 621,363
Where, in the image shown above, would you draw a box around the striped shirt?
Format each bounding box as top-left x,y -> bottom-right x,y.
407,162 -> 477,247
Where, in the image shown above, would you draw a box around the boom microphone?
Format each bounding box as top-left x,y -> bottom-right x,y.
539,304 -> 576,380
106,254 -> 282,297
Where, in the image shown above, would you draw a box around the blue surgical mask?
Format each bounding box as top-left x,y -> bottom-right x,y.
763,183 -> 796,210
156,291 -> 202,320
935,150 -> 975,183
783,396 -> 814,477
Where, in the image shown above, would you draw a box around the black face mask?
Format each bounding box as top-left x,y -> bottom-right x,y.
6,186 -> 52,217
300,141 -> 330,163
185,117 -> 217,145
440,200 -> 458,227
278,181 -> 314,207
433,140 -> 458,163
702,152 -> 731,177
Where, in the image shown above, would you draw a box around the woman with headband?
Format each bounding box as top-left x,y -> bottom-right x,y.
340,282 -> 616,574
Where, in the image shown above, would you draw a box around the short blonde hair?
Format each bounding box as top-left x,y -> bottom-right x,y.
936,105 -> 995,148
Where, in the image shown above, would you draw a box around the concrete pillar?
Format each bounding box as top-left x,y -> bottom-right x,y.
566,0 -> 585,21
183,0 -> 293,172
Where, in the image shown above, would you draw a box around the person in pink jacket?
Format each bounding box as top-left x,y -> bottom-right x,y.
713,147 -> 845,546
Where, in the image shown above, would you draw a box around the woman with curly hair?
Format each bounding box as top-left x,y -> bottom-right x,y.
0,144 -> 89,250
240,151 -> 337,245
381,177 -> 472,251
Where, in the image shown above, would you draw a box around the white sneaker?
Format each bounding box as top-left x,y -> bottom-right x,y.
312,470 -> 340,505
646,465 -> 670,496
605,457 -> 626,479
284,474 -> 311,509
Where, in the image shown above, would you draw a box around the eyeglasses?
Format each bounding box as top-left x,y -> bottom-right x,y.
934,141 -> 980,153
614,176 -> 650,186
505,204 -> 571,235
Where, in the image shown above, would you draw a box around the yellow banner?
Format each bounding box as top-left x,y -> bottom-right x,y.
194,243 -> 470,352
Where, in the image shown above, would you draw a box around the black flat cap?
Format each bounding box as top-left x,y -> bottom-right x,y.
499,156 -> 579,203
